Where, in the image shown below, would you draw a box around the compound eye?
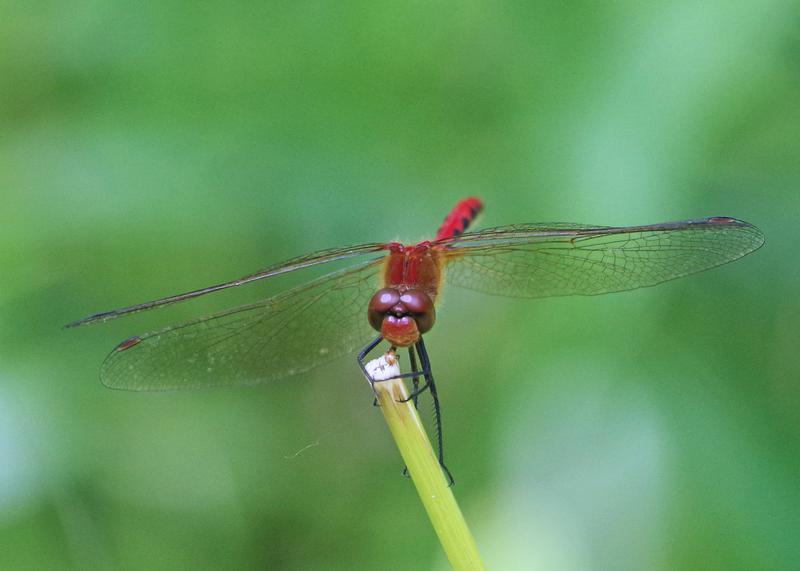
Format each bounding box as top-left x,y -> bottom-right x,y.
367,288 -> 401,332
399,290 -> 432,314
400,290 -> 435,334
414,307 -> 435,334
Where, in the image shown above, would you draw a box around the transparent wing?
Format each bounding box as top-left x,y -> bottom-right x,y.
100,260 -> 383,390
66,242 -> 386,328
437,218 -> 764,297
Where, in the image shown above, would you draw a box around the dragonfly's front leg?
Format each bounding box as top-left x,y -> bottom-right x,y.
357,335 -> 385,384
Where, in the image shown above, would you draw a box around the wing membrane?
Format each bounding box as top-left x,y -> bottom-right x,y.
100,260 -> 383,390
66,242 -> 386,328
438,218 -> 764,298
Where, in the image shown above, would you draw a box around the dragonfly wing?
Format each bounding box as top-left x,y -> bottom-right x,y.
66,242 -> 386,328
439,218 -> 764,298
100,260 -> 383,390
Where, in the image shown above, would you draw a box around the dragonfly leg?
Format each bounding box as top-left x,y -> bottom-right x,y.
357,334 -> 385,382
408,346 -> 420,410
371,370 -> 431,405
397,345 -> 431,403
357,335 -> 385,405
415,337 -> 455,486
401,346 -> 423,479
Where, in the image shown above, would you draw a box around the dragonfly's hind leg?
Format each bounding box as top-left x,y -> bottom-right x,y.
414,337 -> 455,486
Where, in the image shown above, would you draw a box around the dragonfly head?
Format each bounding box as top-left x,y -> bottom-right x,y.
368,288 -> 435,347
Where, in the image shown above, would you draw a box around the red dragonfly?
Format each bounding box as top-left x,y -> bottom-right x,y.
66,195 -> 767,390
68,199 -> 763,478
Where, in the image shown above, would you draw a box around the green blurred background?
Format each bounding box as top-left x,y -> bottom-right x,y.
2,1 -> 798,569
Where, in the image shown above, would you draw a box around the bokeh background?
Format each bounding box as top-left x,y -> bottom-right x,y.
2,2 -> 798,569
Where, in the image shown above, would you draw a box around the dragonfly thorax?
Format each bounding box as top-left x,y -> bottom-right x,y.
367,287 -> 436,347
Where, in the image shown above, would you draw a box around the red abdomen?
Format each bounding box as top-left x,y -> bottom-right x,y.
434,197 -> 483,241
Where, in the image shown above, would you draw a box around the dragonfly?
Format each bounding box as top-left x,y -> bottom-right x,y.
67,198 -> 764,481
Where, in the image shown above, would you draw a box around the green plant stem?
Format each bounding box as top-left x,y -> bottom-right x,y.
370,354 -> 485,570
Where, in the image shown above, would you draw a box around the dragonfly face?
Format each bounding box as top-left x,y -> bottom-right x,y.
367,287 -> 436,347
